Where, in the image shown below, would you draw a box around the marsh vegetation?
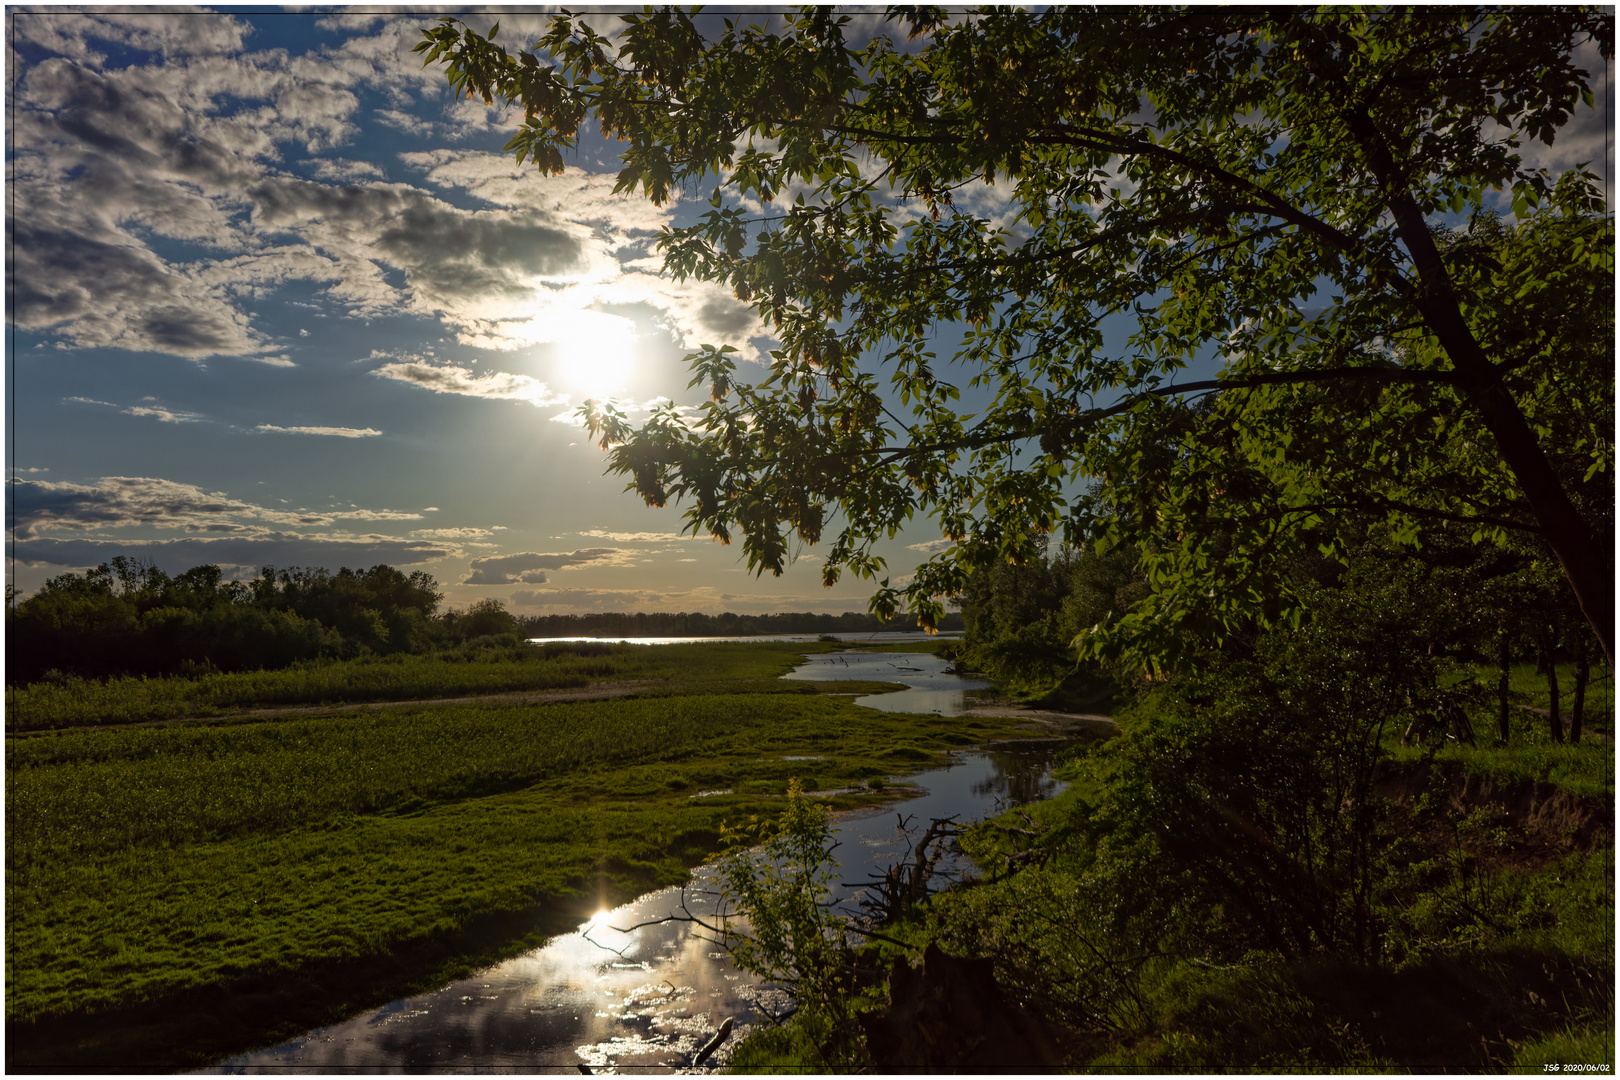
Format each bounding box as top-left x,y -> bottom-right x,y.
5,634 -> 1032,1072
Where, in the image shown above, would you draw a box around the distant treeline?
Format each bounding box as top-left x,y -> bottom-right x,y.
517,610 -> 963,638
7,558 -> 962,685
7,558 -> 522,685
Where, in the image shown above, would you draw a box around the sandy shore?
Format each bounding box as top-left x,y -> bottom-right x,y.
961,704 -> 1117,735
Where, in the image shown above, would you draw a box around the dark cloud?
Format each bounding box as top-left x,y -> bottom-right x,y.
7,476 -> 417,538
23,58 -> 253,190
8,222 -> 262,356
464,548 -> 624,585
248,176 -> 588,305
9,476 -> 260,538
11,535 -> 453,575
696,295 -> 759,338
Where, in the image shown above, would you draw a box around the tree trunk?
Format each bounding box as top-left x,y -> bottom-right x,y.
1340,105 -> 1616,666
1570,632 -> 1589,745
1543,632 -> 1564,743
1497,630 -> 1513,743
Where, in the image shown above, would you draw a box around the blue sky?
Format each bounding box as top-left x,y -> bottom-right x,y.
6,8 -> 1612,615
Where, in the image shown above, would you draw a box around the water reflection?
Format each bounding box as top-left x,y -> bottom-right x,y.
529,632 -> 960,646
212,748 -> 1066,1075
971,744 -> 1066,807
784,650 -> 995,715
213,873 -> 771,1074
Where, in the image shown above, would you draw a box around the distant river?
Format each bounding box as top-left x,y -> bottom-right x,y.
211,647 -> 1064,1076
527,630 -> 960,646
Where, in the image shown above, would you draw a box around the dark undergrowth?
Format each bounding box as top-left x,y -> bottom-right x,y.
724,662 -> 1614,1074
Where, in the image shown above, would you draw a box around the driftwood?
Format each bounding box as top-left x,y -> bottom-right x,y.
692,1017 -> 734,1067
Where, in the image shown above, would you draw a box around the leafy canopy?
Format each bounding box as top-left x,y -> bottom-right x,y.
420,7 -> 1614,664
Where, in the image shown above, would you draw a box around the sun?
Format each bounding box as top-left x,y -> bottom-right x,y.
550,312 -> 639,402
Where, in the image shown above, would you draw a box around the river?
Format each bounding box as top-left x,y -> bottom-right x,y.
211,649 -> 1068,1074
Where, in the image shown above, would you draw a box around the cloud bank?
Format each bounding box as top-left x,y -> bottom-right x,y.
463,547 -> 626,585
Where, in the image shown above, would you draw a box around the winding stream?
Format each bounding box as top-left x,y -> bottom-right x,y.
212,650 -> 1067,1074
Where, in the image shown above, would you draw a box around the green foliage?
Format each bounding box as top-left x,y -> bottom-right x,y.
726,1012 -> 848,1074
444,596 -> 522,641
952,539 -> 1143,706
709,780 -> 898,1071
713,779 -> 863,1057
935,765 -> 1612,1071
8,695 -> 796,867
422,7 -> 1614,661
925,853 -> 1153,1036
1388,714 -> 1616,802
7,559 -> 459,683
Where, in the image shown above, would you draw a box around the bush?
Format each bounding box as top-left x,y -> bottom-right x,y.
711,780 -> 870,1070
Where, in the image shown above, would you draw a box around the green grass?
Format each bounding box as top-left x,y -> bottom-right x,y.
5,640 -> 840,731
1386,704 -> 1616,801
1509,1023 -> 1615,1073
5,674 -> 1033,1072
1507,661 -> 1616,731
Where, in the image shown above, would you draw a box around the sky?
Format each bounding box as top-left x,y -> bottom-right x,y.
6,8 -> 1613,616
5,6 -> 955,616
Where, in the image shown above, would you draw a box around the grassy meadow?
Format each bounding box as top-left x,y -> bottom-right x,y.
4,639 -> 886,731
5,639 -> 1028,1072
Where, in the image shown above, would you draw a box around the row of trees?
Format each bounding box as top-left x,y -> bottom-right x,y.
6,558 -> 522,683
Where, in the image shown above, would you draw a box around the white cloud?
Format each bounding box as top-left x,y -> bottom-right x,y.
308,158 -> 388,183
579,529 -> 690,543
255,424 -> 383,438
372,359 -> 568,407
412,527 -> 494,539
548,397 -> 708,427
64,395 -> 203,423
10,10 -> 252,68
124,405 -> 202,424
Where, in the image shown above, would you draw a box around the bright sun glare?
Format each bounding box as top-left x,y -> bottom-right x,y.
552,313 -> 638,401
